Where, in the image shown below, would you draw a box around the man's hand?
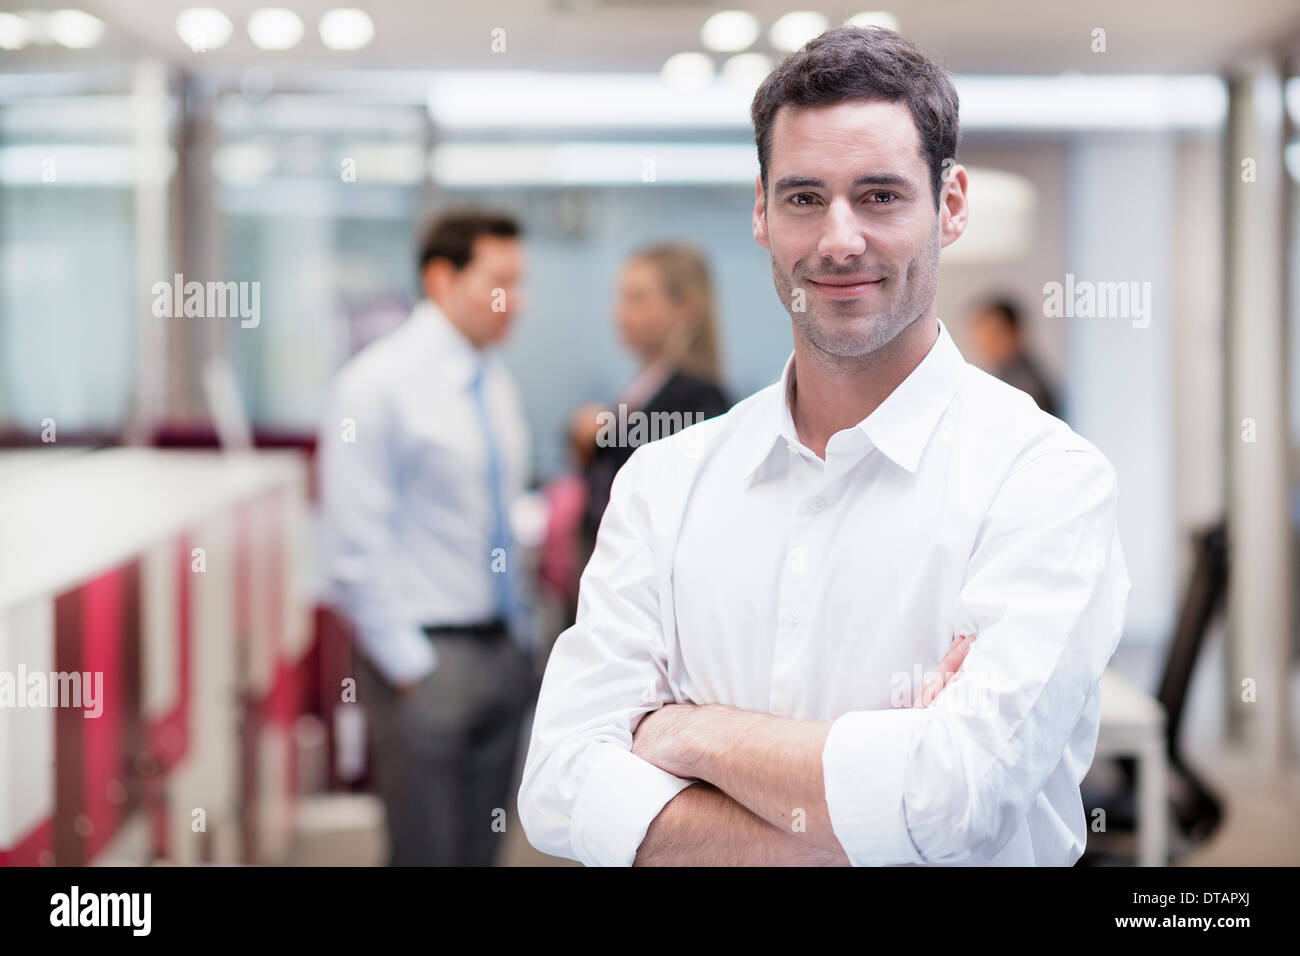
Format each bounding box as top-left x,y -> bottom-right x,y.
631,703 -> 705,779
918,632 -> 976,707
393,671 -> 431,697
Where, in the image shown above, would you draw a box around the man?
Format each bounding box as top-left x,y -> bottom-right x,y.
517,26 -> 1129,867
320,209 -> 538,866
968,297 -> 1060,418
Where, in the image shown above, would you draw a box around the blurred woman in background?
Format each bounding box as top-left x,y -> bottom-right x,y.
569,242 -> 732,580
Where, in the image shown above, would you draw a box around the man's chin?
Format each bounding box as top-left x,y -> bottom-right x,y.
803,313 -> 914,359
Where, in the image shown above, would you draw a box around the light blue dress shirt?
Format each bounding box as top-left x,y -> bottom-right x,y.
319,299 -> 532,685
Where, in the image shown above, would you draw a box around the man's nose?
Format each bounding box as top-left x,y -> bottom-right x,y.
817,196 -> 868,263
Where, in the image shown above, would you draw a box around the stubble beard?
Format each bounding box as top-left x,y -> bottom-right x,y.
774,225 -> 941,362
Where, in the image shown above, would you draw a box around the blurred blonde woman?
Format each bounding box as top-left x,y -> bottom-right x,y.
573,242 -> 732,557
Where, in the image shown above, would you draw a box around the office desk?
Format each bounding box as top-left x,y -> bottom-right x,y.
0,448 -> 310,866
1096,668 -> 1168,866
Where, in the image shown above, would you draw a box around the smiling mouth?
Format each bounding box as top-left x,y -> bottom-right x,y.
806,277 -> 885,298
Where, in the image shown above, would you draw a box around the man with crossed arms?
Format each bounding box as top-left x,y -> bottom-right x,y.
517,25 -> 1129,867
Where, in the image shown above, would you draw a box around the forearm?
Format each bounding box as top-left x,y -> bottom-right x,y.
633,782 -> 847,866
684,705 -> 845,857
636,639 -> 976,858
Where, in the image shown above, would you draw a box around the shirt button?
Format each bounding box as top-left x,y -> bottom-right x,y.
789,608 -> 801,625
811,497 -> 825,513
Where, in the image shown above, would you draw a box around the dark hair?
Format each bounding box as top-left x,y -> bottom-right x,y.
979,297 -> 1022,332
750,25 -> 960,209
417,208 -> 521,284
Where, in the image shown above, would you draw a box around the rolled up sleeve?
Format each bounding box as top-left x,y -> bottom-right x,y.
570,745 -> 695,867
517,446 -> 694,867
822,448 -> 1131,866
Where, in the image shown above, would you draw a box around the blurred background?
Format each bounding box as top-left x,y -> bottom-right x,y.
0,1 -> 1298,867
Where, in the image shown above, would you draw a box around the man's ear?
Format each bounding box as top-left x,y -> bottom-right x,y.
421,258 -> 447,302
752,174 -> 770,251
939,164 -> 969,250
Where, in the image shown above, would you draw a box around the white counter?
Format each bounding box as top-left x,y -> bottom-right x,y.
0,448 -> 306,610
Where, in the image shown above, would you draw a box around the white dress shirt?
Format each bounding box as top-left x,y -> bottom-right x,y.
518,318 -> 1130,866
319,299 -> 530,685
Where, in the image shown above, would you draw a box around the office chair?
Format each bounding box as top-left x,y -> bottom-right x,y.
1078,520 -> 1228,865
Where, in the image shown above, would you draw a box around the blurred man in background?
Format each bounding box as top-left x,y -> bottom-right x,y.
319,209 -> 537,866
967,297 -> 1060,418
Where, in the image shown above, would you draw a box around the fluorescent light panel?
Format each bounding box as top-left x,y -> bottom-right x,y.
430,142 -> 757,186
426,72 -> 1226,131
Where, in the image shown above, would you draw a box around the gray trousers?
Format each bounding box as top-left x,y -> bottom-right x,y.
358,631 -> 538,866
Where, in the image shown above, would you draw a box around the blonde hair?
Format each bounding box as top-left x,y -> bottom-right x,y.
630,242 -> 724,383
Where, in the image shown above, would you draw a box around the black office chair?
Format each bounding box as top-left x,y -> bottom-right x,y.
1078,520 -> 1228,865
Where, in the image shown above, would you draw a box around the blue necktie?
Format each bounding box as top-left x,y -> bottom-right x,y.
467,360 -> 533,656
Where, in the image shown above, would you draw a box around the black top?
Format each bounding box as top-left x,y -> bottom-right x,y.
995,352 -> 1060,420
581,371 -> 731,543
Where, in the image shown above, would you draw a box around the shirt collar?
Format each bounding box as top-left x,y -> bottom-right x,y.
413,298 -> 486,391
743,318 -> 966,484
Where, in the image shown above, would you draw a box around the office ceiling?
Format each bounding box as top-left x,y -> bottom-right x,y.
10,0 -> 1300,75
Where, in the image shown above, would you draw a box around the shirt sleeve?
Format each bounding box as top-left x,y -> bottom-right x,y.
318,370 -> 437,687
821,447 -> 1131,865
517,445 -> 695,866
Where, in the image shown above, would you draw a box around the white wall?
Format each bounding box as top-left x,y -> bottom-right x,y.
1064,132 -> 1178,645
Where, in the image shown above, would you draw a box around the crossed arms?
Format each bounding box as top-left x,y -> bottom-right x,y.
516,445 -> 1128,867
628,636 -> 974,866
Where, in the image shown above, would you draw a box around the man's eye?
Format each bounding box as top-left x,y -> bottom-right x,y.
787,192 -> 898,206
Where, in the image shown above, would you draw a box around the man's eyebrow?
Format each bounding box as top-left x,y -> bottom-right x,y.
772,173 -> 916,193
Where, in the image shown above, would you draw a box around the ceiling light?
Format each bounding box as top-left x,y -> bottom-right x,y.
430,142 -> 758,187
1284,142 -> 1300,186
661,52 -> 714,90
1286,77 -> 1300,127
319,8 -> 374,51
700,11 -> 758,53
427,71 -> 756,129
48,9 -> 103,49
176,7 -> 233,52
770,11 -> 828,52
248,8 -> 303,50
0,12 -> 33,49
721,53 -> 772,89
846,11 -> 899,32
